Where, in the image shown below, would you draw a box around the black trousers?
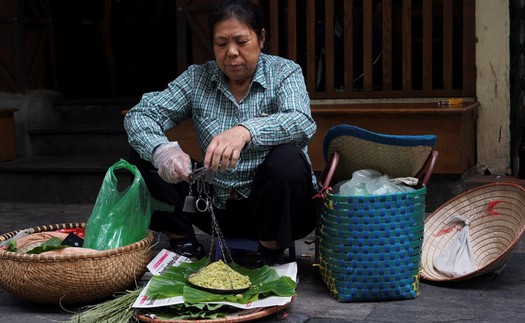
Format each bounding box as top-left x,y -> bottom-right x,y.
128,144 -> 318,249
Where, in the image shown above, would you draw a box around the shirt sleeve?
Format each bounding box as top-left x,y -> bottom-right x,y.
240,60 -> 316,150
124,68 -> 194,161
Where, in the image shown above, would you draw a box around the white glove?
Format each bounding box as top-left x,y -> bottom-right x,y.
152,142 -> 192,183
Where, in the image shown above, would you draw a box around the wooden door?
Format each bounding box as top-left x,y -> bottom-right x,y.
175,0 -> 216,74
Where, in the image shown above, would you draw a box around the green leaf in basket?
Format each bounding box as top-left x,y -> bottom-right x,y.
141,303 -> 229,320
5,239 -> 17,252
145,259 -> 296,304
26,237 -> 67,254
146,259 -> 205,298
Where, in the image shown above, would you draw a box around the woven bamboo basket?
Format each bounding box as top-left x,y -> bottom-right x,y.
0,223 -> 153,304
421,183 -> 525,282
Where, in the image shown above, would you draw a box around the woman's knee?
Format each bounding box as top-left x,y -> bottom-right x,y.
264,144 -> 310,178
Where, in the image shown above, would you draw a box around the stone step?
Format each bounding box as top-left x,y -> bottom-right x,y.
52,98 -> 138,125
0,157 -> 132,203
28,125 -> 129,157
0,98 -> 140,203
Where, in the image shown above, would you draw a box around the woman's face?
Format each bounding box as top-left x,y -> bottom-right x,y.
213,17 -> 264,85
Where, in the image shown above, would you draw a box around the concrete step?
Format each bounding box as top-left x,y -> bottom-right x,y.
0,157 -> 132,203
28,125 -> 129,157
0,98 -> 139,203
52,98 -> 138,125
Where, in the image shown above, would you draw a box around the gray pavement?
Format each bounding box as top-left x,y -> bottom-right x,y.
1,202 -> 524,322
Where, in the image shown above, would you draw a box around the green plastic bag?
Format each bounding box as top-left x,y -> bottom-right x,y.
83,159 -> 165,250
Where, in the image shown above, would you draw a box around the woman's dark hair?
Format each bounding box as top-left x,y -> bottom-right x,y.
208,0 -> 264,41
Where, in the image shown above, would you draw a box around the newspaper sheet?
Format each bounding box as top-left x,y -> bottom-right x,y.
133,249 -> 297,309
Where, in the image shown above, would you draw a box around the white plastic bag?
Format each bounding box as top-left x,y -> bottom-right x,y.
336,169 -> 417,195
433,215 -> 477,277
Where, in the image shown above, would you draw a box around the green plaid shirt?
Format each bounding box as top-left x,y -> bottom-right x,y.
124,53 -> 317,208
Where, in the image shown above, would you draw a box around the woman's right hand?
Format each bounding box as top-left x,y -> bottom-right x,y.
204,125 -> 251,172
152,142 -> 192,183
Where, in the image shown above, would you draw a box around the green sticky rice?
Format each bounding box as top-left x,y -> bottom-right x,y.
188,260 -> 251,291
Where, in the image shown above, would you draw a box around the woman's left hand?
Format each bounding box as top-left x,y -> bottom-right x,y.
204,126 -> 251,171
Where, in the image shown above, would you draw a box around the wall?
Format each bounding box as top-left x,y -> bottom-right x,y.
476,0 -> 511,175
0,0 -> 514,177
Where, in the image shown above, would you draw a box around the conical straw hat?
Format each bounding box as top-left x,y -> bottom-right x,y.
421,183 -> 525,282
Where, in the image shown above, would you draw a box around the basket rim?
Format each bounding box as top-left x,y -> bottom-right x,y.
325,185 -> 427,199
135,301 -> 292,322
421,182 -> 525,282
0,222 -> 153,262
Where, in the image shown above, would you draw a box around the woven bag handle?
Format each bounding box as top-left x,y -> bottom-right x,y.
415,149 -> 439,186
318,151 -> 340,191
319,149 -> 438,189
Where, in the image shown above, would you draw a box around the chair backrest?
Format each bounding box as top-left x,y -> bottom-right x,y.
320,124 -> 438,188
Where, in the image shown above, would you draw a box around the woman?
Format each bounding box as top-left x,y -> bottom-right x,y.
124,0 -> 318,265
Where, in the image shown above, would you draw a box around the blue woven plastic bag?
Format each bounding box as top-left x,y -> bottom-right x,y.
318,187 -> 426,302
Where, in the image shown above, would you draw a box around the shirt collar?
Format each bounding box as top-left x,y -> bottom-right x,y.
210,53 -> 268,90
251,53 -> 267,89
